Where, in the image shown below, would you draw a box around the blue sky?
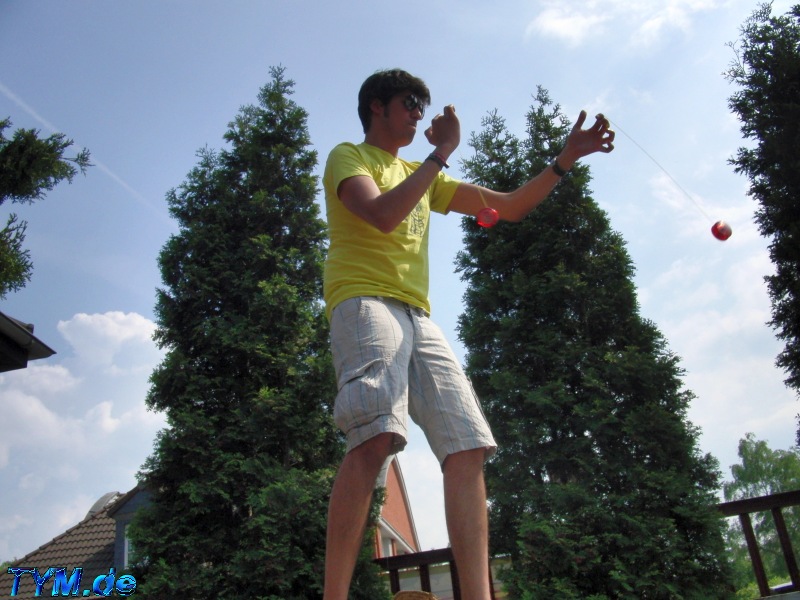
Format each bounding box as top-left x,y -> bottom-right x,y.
1,0 -> 797,560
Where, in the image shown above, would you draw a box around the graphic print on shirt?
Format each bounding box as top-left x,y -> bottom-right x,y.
407,201 -> 426,237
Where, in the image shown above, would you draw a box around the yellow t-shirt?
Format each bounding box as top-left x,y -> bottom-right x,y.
323,142 -> 461,320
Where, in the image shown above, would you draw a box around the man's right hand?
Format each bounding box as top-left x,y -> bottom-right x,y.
424,104 -> 461,159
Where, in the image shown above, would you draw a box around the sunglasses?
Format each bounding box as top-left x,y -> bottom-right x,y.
401,94 -> 425,118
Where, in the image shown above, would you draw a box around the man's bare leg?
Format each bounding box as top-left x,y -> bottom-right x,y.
443,448 -> 491,600
323,432 -> 394,600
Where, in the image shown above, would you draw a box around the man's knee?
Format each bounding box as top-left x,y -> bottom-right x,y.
443,447 -> 487,473
346,432 -> 396,474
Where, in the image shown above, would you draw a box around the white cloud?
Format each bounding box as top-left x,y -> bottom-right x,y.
631,4 -> 691,47
0,514 -> 33,561
85,401 -> 122,434
0,513 -> 33,536
19,473 -> 46,495
526,0 -> 725,48
648,246 -> 773,360
0,363 -> 81,396
0,312 -> 165,468
53,493 -> 96,531
525,9 -> 609,47
0,312 -> 166,561
627,86 -> 656,106
580,91 -> 615,127
633,213 -> 797,480
687,350 -> 797,477
57,311 -> 158,371
0,389 -> 80,469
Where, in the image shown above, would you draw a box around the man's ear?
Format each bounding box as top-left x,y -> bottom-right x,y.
371,98 -> 386,117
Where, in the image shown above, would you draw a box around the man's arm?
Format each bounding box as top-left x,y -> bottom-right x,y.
338,105 -> 461,234
337,158 -> 447,234
448,111 -> 614,222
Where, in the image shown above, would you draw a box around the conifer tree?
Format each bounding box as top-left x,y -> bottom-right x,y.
130,67 -> 388,599
724,3 -> 800,442
0,118 -> 91,297
457,88 -> 732,598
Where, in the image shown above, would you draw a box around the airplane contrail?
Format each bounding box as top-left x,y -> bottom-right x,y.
0,79 -> 170,223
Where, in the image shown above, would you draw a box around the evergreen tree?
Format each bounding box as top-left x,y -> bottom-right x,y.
0,118 -> 91,297
130,67 -> 388,599
724,4 -> 800,424
457,88 -> 732,599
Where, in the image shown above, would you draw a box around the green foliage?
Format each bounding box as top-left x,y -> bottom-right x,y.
0,213 -> 31,297
131,67 -> 385,598
131,467 -> 330,598
458,88 -> 732,598
0,118 -> 91,297
0,118 -> 91,204
725,433 -> 800,499
722,433 -> 800,591
725,4 -> 800,408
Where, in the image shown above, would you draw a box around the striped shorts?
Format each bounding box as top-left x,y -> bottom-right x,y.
330,296 -> 496,466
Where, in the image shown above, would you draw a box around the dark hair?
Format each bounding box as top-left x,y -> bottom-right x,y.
357,69 -> 431,133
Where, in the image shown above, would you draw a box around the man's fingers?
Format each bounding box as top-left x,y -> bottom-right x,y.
592,113 -> 611,132
425,127 -> 434,144
572,110 -> 588,132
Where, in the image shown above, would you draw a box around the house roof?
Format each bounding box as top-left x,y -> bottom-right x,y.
0,311 -> 56,372
0,461 -> 425,595
379,457 -> 421,553
0,492 -> 122,598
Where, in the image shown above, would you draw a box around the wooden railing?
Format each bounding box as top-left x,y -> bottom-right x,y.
374,547 -> 498,600
376,490 -> 800,599
717,489 -> 800,598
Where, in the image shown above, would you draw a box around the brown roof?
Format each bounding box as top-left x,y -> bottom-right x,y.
0,493 -> 121,598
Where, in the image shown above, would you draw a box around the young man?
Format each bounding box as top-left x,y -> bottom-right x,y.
322,69 -> 614,600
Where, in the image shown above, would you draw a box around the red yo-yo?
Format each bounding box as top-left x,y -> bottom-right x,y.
477,207 -> 499,228
711,220 -> 732,241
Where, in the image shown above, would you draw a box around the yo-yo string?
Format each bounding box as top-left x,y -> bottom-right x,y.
609,118 -> 712,222
477,187 -> 489,208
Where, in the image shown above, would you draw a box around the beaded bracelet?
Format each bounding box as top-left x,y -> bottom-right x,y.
426,152 -> 450,169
